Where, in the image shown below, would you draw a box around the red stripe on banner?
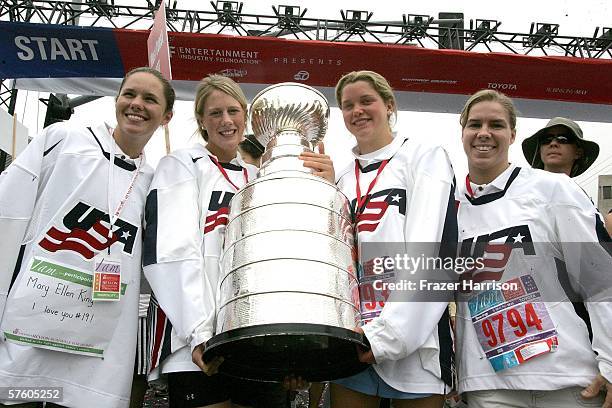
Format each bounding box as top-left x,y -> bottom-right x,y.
113,28 -> 149,73
109,29 -> 612,105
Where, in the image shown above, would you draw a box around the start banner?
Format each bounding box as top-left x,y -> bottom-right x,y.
2,20 -> 612,108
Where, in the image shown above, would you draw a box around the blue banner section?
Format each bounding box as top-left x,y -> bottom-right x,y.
0,21 -> 125,78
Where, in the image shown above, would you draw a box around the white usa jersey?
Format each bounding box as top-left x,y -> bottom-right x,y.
336,133 -> 458,394
0,121 -> 152,408
143,144 -> 257,376
455,164 -> 612,392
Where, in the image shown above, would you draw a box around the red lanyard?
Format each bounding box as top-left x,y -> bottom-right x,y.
465,174 -> 475,198
209,155 -> 248,191
354,159 -> 389,218
112,155 -> 143,220
107,134 -> 143,240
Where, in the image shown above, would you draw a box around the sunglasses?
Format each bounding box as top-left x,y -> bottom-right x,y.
539,134 -> 576,146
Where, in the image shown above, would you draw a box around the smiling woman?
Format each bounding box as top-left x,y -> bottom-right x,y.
0,66 -> 175,408
455,89 -> 612,408
336,70 -> 396,155
144,75 -> 292,408
197,89 -> 246,162
330,71 -> 457,408
114,68 -> 174,158
459,90 -> 517,185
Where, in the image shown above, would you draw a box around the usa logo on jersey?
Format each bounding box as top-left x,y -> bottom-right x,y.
352,188 -> 406,233
204,191 -> 235,234
459,224 -> 534,283
39,201 -> 138,259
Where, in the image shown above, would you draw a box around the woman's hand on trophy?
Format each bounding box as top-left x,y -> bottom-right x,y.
192,343 -> 224,376
299,142 -> 335,183
354,326 -> 376,364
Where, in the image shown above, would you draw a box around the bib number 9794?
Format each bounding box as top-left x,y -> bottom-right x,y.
481,303 -> 543,347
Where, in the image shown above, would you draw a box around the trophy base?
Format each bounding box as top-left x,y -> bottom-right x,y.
204,323 -> 369,382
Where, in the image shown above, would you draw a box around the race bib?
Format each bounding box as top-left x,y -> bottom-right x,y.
1,256 -> 126,357
92,253 -> 122,301
468,275 -> 558,372
358,258 -> 392,325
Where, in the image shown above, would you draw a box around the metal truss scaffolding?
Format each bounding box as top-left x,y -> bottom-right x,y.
1,0 -> 610,58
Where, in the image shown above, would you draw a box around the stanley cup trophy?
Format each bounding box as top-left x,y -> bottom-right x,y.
204,83 -> 367,381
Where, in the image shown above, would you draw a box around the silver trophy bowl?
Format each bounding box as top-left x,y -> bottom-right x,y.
204,83 -> 367,381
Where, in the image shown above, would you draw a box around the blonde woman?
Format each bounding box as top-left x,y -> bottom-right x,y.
331,71 -> 457,408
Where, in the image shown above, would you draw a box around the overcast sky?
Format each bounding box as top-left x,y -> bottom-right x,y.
10,0 -> 612,204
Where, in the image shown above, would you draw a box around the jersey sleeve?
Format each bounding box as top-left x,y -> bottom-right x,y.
550,179 -> 612,383
362,145 -> 458,363
0,124 -> 66,321
143,154 -> 215,351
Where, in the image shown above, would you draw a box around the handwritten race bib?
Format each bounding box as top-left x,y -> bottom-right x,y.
468,275 -> 558,371
1,256 -> 126,357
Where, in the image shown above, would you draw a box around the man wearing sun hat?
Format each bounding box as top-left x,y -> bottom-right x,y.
522,117 -> 600,177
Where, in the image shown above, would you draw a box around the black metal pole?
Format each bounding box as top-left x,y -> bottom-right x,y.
0,81 -> 19,171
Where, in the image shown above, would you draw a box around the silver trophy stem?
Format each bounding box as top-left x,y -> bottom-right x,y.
258,130 -> 314,177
